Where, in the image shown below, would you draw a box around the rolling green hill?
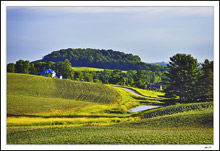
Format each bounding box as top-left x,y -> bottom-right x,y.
7,73 -> 120,116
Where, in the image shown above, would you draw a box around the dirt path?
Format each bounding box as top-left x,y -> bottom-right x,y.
113,86 -> 163,100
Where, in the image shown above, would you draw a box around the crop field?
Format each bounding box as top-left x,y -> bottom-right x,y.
7,73 -> 119,104
137,101 -> 213,118
6,73 -> 213,144
7,106 -> 213,144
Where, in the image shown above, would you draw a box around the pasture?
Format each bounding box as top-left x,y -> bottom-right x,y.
72,66 -> 127,73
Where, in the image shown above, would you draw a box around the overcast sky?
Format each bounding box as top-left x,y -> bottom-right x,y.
7,6 -> 214,64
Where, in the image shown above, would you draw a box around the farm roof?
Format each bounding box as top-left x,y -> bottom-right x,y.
40,69 -> 56,74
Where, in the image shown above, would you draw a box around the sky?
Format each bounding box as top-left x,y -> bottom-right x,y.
6,6 -> 214,64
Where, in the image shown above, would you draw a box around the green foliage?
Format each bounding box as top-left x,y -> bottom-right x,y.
23,60 -> 30,73
163,54 -> 200,102
56,59 -> 74,79
196,59 -> 213,101
15,60 -> 24,73
74,71 -> 83,81
83,72 -> 93,82
29,64 -> 37,74
7,63 -> 15,73
15,60 -> 31,73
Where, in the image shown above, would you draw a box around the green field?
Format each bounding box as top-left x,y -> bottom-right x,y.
7,73 -> 213,144
72,66 -> 127,73
7,106 -> 213,144
72,66 -> 105,71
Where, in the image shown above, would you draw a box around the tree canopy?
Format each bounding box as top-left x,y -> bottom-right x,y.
35,48 -> 166,72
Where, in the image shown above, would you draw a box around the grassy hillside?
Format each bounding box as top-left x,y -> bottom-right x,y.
7,73 -> 120,116
7,73 -> 119,103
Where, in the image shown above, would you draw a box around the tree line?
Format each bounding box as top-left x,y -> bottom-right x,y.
7,59 -> 164,89
35,48 -> 167,72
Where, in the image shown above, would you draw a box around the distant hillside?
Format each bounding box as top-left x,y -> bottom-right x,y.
35,48 -> 167,72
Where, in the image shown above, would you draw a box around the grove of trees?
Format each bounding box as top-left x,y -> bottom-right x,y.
163,54 -> 213,103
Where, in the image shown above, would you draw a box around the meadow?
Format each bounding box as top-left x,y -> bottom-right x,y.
72,66 -> 127,73
72,66 -> 105,72
6,73 -> 213,144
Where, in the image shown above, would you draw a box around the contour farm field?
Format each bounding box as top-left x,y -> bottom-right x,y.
7,106 -> 213,144
7,73 -> 213,144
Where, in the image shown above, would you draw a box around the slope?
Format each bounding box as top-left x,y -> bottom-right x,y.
7,73 -> 120,116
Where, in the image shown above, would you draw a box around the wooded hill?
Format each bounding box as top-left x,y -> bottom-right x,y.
35,48 -> 167,72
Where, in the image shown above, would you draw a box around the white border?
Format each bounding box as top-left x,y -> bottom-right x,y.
0,1 -> 219,7
1,1 -> 219,150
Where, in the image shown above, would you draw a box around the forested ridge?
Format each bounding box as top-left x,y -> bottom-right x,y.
36,48 -> 167,72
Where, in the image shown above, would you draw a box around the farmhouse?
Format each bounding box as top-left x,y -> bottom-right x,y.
40,69 -> 62,79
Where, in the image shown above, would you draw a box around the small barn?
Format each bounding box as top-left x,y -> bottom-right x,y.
40,69 -> 56,78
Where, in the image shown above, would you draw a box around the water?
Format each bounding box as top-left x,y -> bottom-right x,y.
129,105 -> 160,113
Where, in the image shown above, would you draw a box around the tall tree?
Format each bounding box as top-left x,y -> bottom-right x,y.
7,63 -> 15,73
109,69 -> 122,84
197,59 -> 213,101
74,71 -> 83,81
57,59 -> 74,79
29,64 -> 37,74
23,60 -> 30,73
15,60 -> 24,73
163,54 -> 200,102
84,72 -> 93,82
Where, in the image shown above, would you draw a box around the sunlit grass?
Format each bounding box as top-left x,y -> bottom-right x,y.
72,66 -> 127,73
7,116 -> 138,127
7,73 -> 120,104
7,107 -> 213,144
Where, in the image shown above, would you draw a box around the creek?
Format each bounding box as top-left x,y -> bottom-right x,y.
129,105 -> 160,113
